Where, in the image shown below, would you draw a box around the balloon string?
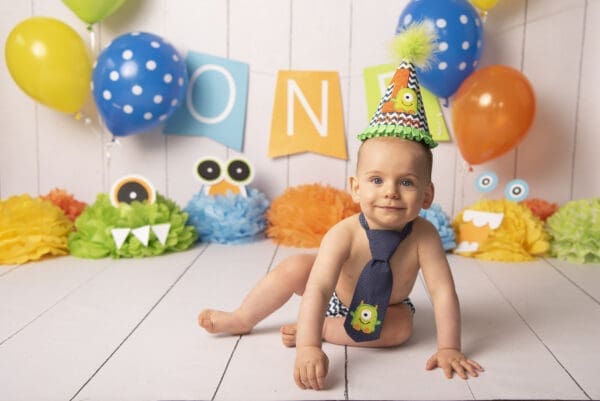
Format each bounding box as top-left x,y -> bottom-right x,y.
104,135 -> 121,191
88,24 -> 100,59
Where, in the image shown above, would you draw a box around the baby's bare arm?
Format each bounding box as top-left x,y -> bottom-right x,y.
417,219 -> 483,378
294,221 -> 353,389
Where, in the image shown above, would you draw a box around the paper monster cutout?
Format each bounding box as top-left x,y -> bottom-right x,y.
455,172 -> 529,254
195,156 -> 254,197
109,175 -> 171,250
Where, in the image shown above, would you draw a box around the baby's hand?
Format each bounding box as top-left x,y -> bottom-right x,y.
294,346 -> 329,390
426,348 -> 484,379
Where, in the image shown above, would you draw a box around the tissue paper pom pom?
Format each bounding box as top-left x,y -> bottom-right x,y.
0,194 -> 72,264
184,188 -> 270,244
547,198 -> 599,264
40,188 -> 87,221
521,198 -> 558,222
69,193 -> 197,259
267,184 -> 360,248
453,199 -> 550,262
419,204 -> 456,251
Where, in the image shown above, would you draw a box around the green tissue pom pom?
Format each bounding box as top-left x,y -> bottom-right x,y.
547,198 -> 599,264
68,193 -> 197,259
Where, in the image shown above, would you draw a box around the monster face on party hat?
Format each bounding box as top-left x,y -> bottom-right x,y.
357,23 -> 437,148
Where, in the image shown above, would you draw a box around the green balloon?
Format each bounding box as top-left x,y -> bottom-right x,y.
62,0 -> 127,25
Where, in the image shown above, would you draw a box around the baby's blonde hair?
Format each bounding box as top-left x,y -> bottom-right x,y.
357,137 -> 433,182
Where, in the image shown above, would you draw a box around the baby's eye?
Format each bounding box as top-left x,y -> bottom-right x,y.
370,177 -> 383,185
400,178 -> 414,187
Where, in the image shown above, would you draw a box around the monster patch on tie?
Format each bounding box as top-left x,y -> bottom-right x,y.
349,301 -> 381,334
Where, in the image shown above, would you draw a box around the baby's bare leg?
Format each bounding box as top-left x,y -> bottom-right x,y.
281,303 -> 413,347
199,253 -> 316,335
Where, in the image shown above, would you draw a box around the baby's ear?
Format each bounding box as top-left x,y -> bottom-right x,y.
348,176 -> 360,203
422,182 -> 435,209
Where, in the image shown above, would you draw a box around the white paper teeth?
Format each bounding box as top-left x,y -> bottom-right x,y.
455,241 -> 480,253
110,223 -> 172,249
462,210 -> 504,229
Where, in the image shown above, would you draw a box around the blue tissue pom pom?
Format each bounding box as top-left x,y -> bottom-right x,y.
184,188 -> 270,244
419,203 -> 456,251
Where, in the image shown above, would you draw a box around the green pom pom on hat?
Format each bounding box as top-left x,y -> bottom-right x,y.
357,23 -> 438,148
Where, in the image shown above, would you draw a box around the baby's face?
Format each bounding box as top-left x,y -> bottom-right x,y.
350,137 -> 433,230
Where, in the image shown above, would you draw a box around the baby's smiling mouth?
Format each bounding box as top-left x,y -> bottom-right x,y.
377,204 -> 403,210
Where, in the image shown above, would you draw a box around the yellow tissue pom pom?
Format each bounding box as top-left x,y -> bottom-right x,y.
453,199 -> 550,262
0,194 -> 73,265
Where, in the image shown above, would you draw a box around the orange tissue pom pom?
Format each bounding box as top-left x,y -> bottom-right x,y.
521,198 -> 558,222
40,188 -> 87,221
267,184 -> 360,248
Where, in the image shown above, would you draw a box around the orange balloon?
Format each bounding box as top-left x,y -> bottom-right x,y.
451,65 -> 535,165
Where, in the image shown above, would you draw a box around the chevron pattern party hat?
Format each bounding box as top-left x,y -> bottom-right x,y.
357,23 -> 437,148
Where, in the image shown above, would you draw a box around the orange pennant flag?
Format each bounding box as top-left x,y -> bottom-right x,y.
269,71 -> 347,160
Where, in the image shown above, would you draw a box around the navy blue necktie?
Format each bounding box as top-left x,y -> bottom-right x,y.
344,213 -> 413,342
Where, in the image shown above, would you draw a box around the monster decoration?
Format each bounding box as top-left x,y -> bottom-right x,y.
0,194 -> 74,265
184,157 -> 270,244
68,175 -> 197,258
453,172 -> 549,261
349,301 -> 382,334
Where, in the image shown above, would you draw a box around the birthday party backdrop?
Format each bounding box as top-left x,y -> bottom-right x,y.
0,0 -> 598,218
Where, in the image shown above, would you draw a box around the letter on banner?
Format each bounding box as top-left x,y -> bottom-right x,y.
163,51 -> 249,151
269,71 -> 347,159
363,64 -> 450,142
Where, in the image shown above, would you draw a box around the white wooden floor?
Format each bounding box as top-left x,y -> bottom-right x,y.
1,240 -> 599,401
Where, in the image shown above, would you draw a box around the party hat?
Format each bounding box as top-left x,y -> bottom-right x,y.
357,23 -> 437,148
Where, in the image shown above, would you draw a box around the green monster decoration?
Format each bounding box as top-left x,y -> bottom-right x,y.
392,87 -> 418,114
349,301 -> 381,334
69,175 -> 197,258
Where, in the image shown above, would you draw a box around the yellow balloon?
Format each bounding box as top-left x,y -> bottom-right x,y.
470,0 -> 499,12
4,17 -> 92,113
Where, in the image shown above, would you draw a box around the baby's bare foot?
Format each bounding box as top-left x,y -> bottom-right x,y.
198,309 -> 252,335
280,323 -> 297,347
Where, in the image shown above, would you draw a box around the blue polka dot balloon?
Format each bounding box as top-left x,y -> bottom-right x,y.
92,32 -> 188,137
397,0 -> 483,99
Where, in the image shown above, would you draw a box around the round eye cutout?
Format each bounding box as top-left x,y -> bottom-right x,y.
110,174 -> 156,207
505,179 -> 529,202
195,157 -> 223,184
475,171 -> 498,193
225,157 -> 254,186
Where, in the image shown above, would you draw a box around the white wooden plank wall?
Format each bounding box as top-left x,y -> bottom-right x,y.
1,0 -> 598,217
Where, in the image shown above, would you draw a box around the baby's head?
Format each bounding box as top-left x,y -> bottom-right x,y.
350,136 -> 435,229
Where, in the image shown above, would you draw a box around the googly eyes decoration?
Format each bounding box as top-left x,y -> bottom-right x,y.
195,156 -> 254,197
110,175 -> 156,207
474,171 -> 529,202
504,179 -> 529,202
475,171 -> 498,193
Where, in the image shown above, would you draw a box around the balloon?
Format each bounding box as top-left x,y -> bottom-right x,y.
62,0 -> 127,25
451,65 -> 536,165
470,0 -> 499,12
92,32 -> 188,137
4,17 -> 92,114
397,0 -> 484,99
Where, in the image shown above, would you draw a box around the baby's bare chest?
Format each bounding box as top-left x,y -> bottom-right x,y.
337,237 -> 420,301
